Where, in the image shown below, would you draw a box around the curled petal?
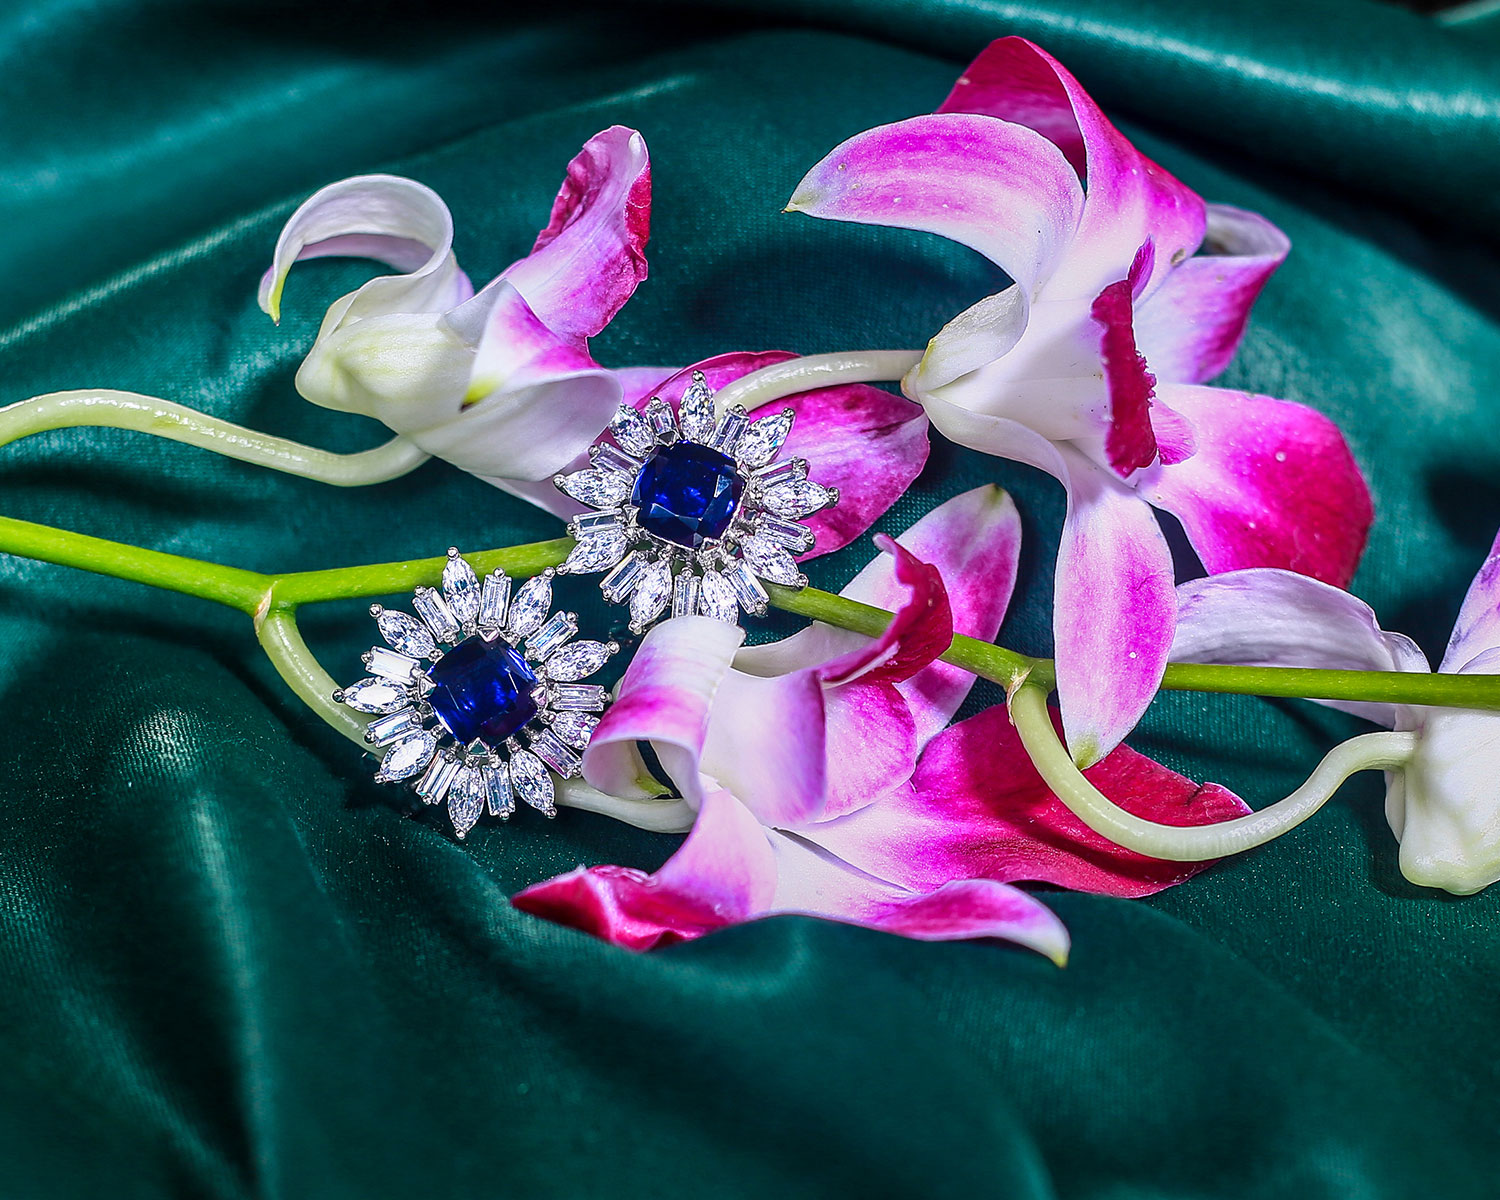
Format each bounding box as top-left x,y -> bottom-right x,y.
1172,569 -> 1428,728
583,617 -> 745,807
768,833 -> 1069,964
512,789 -> 776,951
788,112 -> 1084,298
940,37 -> 1205,300
1053,448 -> 1177,767
1133,205 -> 1291,384
259,174 -> 473,324
1440,529 -> 1500,673
1138,383 -> 1372,587
503,125 -> 652,346
813,703 -> 1250,900
647,351 -> 930,557
1094,244 -> 1160,476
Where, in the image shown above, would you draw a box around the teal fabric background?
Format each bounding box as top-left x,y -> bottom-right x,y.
2,1 -> 1498,1195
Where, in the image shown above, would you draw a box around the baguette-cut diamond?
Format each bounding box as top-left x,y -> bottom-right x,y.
506,574 -> 553,639
644,396 -> 677,440
724,561 -> 770,614
483,763 -> 514,818
375,730 -> 438,782
366,707 -> 422,746
550,684 -> 608,712
572,511 -> 625,537
544,640 -> 612,682
609,403 -> 656,457
415,754 -> 461,805
509,749 -> 556,815
709,406 -> 748,455
735,409 -> 793,468
550,712 -> 599,749
672,570 -> 700,618
339,677 -> 409,714
442,551 -> 481,627
526,611 -> 578,661
755,514 -> 815,553
412,587 -> 461,642
478,571 -> 511,632
591,442 -> 642,477
600,552 -> 647,603
377,609 -> 437,658
365,647 -> 420,682
531,729 -> 583,778
426,634 -> 540,746
447,767 -> 486,838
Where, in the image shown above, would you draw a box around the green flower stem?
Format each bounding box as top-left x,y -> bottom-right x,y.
712,350 -> 924,414
0,389 -> 430,485
5,516 -> 1500,713
1009,681 -> 1418,860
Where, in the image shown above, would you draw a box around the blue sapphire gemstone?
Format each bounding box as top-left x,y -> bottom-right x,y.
631,442 -> 744,548
425,633 -> 539,747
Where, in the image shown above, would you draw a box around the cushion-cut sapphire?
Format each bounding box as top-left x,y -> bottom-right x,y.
426,633 -> 539,747
631,441 -> 744,548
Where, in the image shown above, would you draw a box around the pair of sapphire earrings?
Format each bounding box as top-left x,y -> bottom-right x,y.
335,374 -> 838,837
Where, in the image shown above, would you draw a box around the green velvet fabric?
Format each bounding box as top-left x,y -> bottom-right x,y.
2,1 -> 1498,1195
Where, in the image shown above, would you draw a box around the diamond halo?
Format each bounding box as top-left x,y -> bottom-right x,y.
335,548 -> 617,839
554,372 -> 837,632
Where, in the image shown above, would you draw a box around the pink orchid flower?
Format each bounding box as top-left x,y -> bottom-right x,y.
513,487 -> 1250,958
788,37 -> 1372,768
262,129 -> 930,555
1171,536 -> 1500,895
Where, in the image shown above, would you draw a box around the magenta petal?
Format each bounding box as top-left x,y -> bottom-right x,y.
789,112 -> 1084,296
512,790 -> 776,951
502,126 -> 651,347
1093,245 -> 1160,476
1054,450 -> 1176,767
1138,383 -> 1372,587
768,833 -> 1068,962
815,704 -> 1249,901
940,37 -> 1205,300
644,351 -> 930,557
1441,529 -> 1500,673
582,617 -> 746,806
1134,205 -> 1291,384
820,681 -> 918,819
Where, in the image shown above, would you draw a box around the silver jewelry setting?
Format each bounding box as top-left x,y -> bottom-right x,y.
334,549 -> 617,839
553,371 -> 837,632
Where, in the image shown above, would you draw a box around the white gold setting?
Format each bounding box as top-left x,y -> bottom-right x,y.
335,548 -> 616,839
554,371 -> 837,632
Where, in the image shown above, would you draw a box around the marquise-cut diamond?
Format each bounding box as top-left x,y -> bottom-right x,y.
679,373 -> 715,441
442,551 -> 481,627
447,767 -> 486,839
375,729 -> 438,782
725,561 -> 770,614
736,409 -> 793,468
709,406 -> 748,455
561,528 -> 628,575
600,552 -> 647,603
549,712 -> 599,749
740,534 -> 802,586
550,683 -> 608,712
544,640 -> 612,682
609,403 -> 656,457
531,729 -> 583,778
763,478 -> 835,519
366,707 -> 421,746
478,571 -> 511,632
412,587 -> 461,642
377,609 -> 437,659
506,574 -> 553,639
557,468 -> 631,509
672,570 -> 700,618
415,754 -> 462,805
699,569 -> 739,623
629,560 -> 673,631
339,677 -> 409,714
526,611 -> 578,661
483,763 -> 514,818
509,748 -> 556,815
365,647 -> 420,682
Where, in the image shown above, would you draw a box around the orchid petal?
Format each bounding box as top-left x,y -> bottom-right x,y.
582,617 -> 745,808
258,174 -> 473,325
1400,693 -> 1500,895
767,833 -> 1069,964
501,126 -> 651,347
511,789 -> 776,951
1053,448 -> 1177,767
788,112 -> 1084,299
813,703 -> 1250,900
1138,383 -> 1372,587
1440,529 -> 1500,673
820,682 -> 919,819
1133,205 -> 1291,384
1093,245 -> 1160,476
1172,569 -> 1428,728
940,37 -> 1205,301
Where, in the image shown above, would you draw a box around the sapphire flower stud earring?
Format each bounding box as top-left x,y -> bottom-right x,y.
334,548 -> 616,838
553,371 -> 837,632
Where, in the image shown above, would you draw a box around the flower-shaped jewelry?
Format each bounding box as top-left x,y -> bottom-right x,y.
335,549 -> 617,838
553,372 -> 838,631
